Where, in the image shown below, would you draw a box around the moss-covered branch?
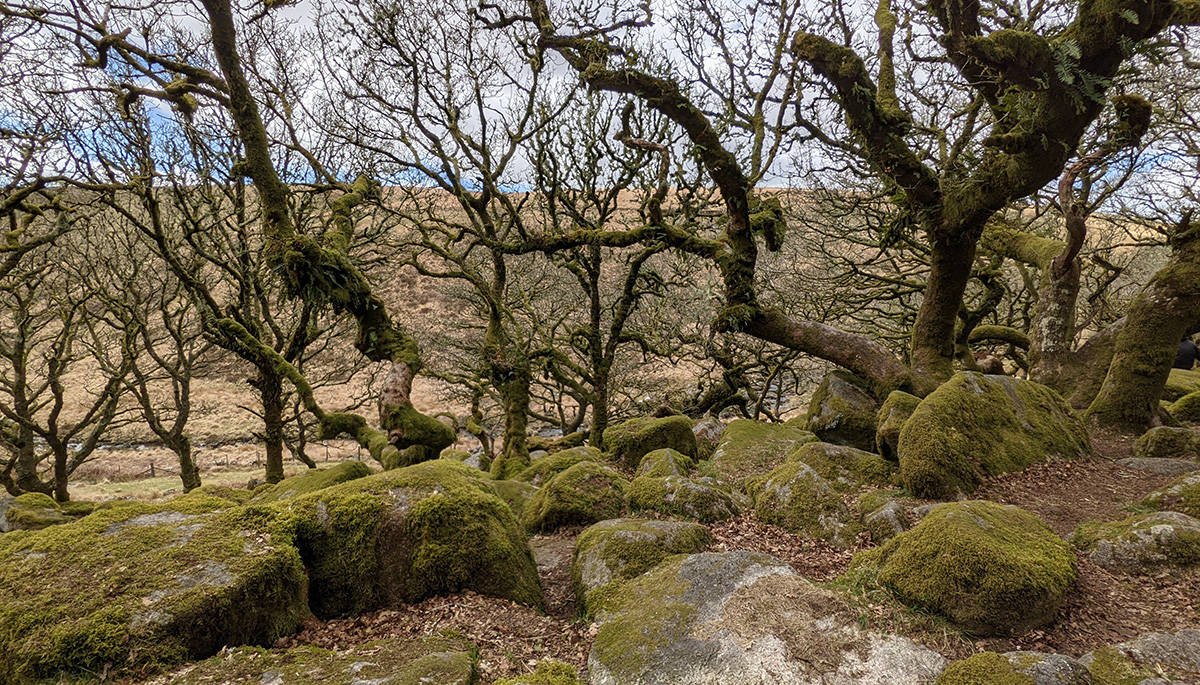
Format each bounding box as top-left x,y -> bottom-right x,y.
968,325 -> 1031,350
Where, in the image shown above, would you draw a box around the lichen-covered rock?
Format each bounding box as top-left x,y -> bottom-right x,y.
938,651 -> 1093,685
1168,390 -> 1200,424
853,500 -> 1076,635
521,461 -> 628,534
710,418 -> 818,484
626,475 -> 743,523
1163,368 -> 1200,401
604,415 -> 697,470
693,417 -> 725,460
571,518 -> 711,614
2,492 -> 72,532
897,373 -> 1091,499
1072,511 -> 1200,574
789,441 -> 896,492
0,495 -> 309,682
1142,471 -> 1200,517
753,461 -> 858,546
1080,630 -> 1200,684
806,371 -> 880,452
876,390 -> 921,461
497,659 -> 583,685
1133,427 -> 1200,460
278,459 -> 544,617
588,550 -> 946,685
862,500 -> 914,544
513,446 -> 603,486
1116,458 -> 1200,475
490,479 -> 539,518
247,461 -> 374,504
636,448 -> 694,478
171,635 -> 477,684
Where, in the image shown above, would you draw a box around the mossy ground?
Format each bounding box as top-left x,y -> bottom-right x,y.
603,415 -> 697,470
852,500 -> 1076,636
521,461 -> 628,533
709,418 -> 818,485
898,373 -> 1091,499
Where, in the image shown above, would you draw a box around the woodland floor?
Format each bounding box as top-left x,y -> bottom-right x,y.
129,433 -> 1200,684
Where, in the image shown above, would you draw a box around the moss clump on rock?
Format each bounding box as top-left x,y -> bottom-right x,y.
497,659 -> 582,685
753,461 -> 858,546
1142,471 -> 1200,517
172,635 -> 478,685
572,518 -> 711,614
521,461 -> 628,534
180,484 -> 255,504
603,415 -> 697,470
1072,511 -> 1200,574
635,448 -> 694,478
898,373 -> 1091,499
514,446 -> 602,486
527,431 -> 587,454
626,475 -> 742,523
788,441 -> 896,492
1164,368 -> 1200,401
0,496 -> 309,683
876,390 -> 921,461
490,479 -> 539,518
1133,426 -> 1200,460
278,459 -> 543,618
248,461 -> 374,504
937,652 -> 1034,685
806,370 -> 880,452
1080,646 -> 1158,685
709,418 -> 818,484
852,500 -> 1076,636
1169,391 -> 1200,425
3,492 -> 72,531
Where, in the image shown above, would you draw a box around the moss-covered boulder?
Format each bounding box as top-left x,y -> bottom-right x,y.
527,430 -> 587,454
1168,391 -> 1200,425
788,441 -> 896,493
752,461 -> 858,546
0,495 -> 309,682
442,448 -> 491,472
897,373 -> 1091,499
604,415 -> 697,470
2,492 -> 73,532
938,651 -> 1093,685
182,484 -> 255,504
692,417 -> 725,460
513,446 -> 603,486
278,459 -> 543,617
1142,471 -> 1200,517
497,659 -> 583,685
490,479 -> 539,518
1072,511 -> 1200,574
172,635 -> 476,684
1133,426 -> 1200,460
626,475 -> 742,523
876,390 -> 921,461
572,518 -> 711,614
1080,629 -> 1200,684
852,500 -> 1076,636
710,418 -> 818,484
521,461 -> 628,534
1164,368 -> 1200,401
861,499 -> 915,544
806,370 -> 880,452
1116,457 -> 1200,475
635,448 -> 694,478
247,461 -> 374,504
587,550 -> 946,685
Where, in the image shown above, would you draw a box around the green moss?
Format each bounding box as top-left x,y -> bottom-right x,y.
497,659 -> 582,685
753,461 -> 858,546
527,431 -> 587,453
635,448 -> 694,478
521,461 -> 628,533
1164,368 -> 1200,401
852,500 -> 1076,636
380,402 -> 457,453
788,441 -> 896,492
806,370 -> 880,452
180,484 -> 255,504
277,459 -> 543,616
513,446 -> 602,486
489,479 -> 539,518
173,636 -> 478,685
1142,471 -> 1200,517
937,652 -> 1035,685
898,373 -> 1091,499
58,501 -> 95,518
442,449 -> 492,473
249,461 -> 374,504
1133,426 -> 1200,460
0,498 -> 309,682
709,418 -> 818,484
876,390 -> 921,461
572,519 -> 711,615
1083,646 -> 1156,685
856,487 -> 914,515
625,475 -> 741,523
603,416 -> 697,470
1072,511 -> 1200,572
4,493 -> 71,531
